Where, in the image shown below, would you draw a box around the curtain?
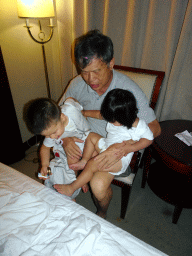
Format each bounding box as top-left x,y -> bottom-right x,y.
56,0 -> 192,121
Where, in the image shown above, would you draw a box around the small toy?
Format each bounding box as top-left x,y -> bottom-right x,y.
38,167 -> 51,179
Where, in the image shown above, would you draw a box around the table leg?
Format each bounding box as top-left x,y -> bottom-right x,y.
141,147 -> 152,188
172,205 -> 183,224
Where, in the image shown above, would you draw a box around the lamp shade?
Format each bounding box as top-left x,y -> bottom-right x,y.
17,0 -> 55,18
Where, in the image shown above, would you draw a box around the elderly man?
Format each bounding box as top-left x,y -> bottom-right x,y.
57,30 -> 161,218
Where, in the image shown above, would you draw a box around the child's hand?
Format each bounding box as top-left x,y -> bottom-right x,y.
41,166 -> 49,176
38,166 -> 50,180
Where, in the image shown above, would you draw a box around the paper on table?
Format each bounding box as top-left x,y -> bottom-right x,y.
175,130 -> 192,146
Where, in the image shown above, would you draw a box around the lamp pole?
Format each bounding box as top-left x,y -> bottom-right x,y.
24,19 -> 54,98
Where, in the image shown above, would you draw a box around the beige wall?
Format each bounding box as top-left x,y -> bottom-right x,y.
1,0 -> 65,143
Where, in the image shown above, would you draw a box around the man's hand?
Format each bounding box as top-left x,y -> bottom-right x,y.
94,139 -> 139,170
94,142 -> 127,170
62,137 -> 84,159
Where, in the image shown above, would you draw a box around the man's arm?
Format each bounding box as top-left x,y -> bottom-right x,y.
82,110 -> 103,120
148,119 -> 161,138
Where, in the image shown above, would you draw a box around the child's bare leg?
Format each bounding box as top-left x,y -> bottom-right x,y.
54,141 -> 124,197
65,154 -> 90,193
66,155 -> 89,193
54,157 -> 123,196
69,132 -> 102,171
69,159 -> 87,172
54,157 -> 99,196
77,149 -> 99,193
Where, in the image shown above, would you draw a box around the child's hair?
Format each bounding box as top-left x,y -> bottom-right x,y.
100,89 -> 138,129
24,98 -> 61,135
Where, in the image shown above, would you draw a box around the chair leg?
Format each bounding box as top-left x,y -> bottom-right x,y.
141,147 -> 152,188
138,151 -> 145,169
120,185 -> 131,219
172,205 -> 183,224
132,151 -> 141,174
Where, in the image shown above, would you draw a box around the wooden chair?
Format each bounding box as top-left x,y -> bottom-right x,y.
112,65 -> 165,219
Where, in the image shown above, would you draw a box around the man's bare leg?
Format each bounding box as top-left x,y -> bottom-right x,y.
90,171 -> 115,219
93,186 -> 113,219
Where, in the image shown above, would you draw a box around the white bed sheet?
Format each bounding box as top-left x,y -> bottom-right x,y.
0,162 -> 168,256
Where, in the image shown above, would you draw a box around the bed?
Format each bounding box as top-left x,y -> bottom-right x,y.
0,162 -> 168,256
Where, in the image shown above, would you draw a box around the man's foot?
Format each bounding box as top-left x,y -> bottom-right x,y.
96,211 -> 107,219
53,184 -> 74,197
82,183 -> 89,193
69,159 -> 87,171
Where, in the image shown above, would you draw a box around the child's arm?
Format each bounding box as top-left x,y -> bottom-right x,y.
39,144 -> 51,178
81,110 -> 103,120
123,118 -> 153,155
94,138 -> 153,171
123,138 -> 153,155
65,97 -> 103,120
65,97 -> 79,102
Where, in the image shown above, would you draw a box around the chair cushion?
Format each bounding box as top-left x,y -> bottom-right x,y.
116,70 -> 157,102
114,173 -> 136,185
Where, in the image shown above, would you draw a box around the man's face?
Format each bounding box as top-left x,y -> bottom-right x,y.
80,57 -> 114,95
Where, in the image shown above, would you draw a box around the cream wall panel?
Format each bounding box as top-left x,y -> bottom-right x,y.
1,0 -> 62,143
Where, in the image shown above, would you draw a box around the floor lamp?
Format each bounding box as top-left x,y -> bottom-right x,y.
17,0 -> 55,98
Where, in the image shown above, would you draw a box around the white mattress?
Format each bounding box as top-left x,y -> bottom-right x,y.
0,162 -> 168,256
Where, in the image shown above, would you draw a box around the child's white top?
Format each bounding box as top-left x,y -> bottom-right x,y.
105,119 -> 154,148
43,98 -> 90,148
98,119 -> 154,176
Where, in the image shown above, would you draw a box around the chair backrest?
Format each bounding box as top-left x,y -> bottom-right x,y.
114,65 -> 165,110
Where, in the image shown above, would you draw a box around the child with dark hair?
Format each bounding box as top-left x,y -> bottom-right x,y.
54,89 -> 154,197
24,97 -> 91,199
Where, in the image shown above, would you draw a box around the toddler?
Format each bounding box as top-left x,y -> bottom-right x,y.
24,97 -> 91,199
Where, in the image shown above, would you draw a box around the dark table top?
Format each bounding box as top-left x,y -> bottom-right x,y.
154,120 -> 192,167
